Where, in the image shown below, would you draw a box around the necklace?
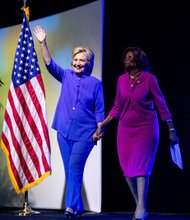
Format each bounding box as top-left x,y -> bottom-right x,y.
130,71 -> 141,80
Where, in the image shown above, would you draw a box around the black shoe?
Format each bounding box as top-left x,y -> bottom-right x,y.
64,210 -> 74,218
74,211 -> 84,218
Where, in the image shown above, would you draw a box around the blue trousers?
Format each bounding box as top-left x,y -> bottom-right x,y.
57,132 -> 94,212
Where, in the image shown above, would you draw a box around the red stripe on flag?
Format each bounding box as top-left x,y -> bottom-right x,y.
1,131 -> 23,189
14,86 -> 43,177
25,77 -> 50,171
6,89 -> 39,180
36,74 -> 51,152
2,108 -> 35,185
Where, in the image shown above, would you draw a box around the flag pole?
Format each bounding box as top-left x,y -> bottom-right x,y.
14,191 -> 41,216
23,0 -> 27,7
13,1 -> 41,215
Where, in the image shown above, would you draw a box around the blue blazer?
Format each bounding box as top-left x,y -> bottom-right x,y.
46,59 -> 105,142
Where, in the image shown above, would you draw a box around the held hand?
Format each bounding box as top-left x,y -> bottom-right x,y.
92,127 -> 102,141
33,26 -> 46,43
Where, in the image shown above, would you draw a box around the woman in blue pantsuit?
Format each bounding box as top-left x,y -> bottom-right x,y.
34,26 -> 105,218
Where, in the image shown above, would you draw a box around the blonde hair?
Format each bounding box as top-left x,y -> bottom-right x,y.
72,47 -> 94,74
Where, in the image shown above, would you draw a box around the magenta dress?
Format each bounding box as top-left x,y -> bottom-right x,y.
109,71 -> 171,178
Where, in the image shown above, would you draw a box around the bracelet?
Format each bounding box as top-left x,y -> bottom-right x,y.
169,128 -> 175,131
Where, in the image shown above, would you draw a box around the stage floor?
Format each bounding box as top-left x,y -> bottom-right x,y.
0,209 -> 190,220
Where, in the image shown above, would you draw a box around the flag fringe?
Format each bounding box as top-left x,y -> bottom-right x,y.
1,140 -> 51,194
19,171 -> 51,194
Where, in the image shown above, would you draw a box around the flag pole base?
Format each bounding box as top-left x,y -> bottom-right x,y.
14,202 -> 41,216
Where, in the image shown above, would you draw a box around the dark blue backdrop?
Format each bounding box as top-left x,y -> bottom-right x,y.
102,0 -> 190,213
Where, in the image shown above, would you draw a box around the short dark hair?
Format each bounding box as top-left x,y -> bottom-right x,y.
122,47 -> 151,71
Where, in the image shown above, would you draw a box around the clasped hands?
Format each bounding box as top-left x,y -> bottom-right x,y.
92,127 -> 102,141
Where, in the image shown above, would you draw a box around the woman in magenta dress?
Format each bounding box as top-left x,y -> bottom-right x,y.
93,47 -> 178,220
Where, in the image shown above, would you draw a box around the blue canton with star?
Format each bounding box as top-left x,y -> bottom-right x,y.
12,12 -> 41,88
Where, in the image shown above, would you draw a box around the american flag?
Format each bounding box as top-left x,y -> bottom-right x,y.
1,11 -> 51,194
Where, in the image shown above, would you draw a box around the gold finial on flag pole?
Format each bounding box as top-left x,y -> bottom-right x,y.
21,0 -> 30,21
